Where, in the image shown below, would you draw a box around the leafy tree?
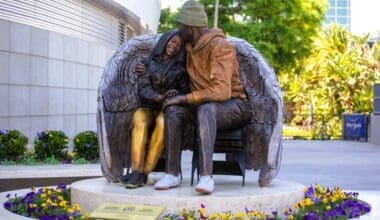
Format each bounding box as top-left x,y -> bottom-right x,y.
284,25 -> 380,138
373,42 -> 380,69
159,8 -> 178,33
199,0 -> 328,73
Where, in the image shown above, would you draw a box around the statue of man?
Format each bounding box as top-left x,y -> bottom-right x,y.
154,0 -> 253,194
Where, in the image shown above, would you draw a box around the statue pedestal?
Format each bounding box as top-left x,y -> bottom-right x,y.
71,176 -> 304,216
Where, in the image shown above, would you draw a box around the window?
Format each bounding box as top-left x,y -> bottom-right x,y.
118,22 -> 126,45
337,8 -> 348,16
337,17 -> 348,25
337,0 -> 348,7
326,16 -> 336,24
327,8 -> 335,17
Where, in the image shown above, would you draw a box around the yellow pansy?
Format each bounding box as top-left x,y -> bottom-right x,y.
59,200 -> 67,207
304,198 -> 313,206
322,197 -> 329,204
199,207 -> 206,216
235,211 -> 245,219
180,208 -> 187,216
73,203 -> 81,211
208,213 -> 219,219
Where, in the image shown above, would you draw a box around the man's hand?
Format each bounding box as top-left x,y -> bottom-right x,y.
135,63 -> 145,76
164,89 -> 179,98
162,95 -> 187,110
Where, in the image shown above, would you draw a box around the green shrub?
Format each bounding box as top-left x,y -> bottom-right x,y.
20,152 -> 38,165
72,157 -> 89,164
0,129 -> 28,162
34,130 -> 68,161
43,156 -> 60,165
73,131 -> 99,161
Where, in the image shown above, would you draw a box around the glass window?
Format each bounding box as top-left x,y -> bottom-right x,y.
327,9 -> 335,16
337,0 -> 348,7
337,17 -> 348,25
329,0 -> 336,6
337,8 -> 347,16
326,17 -> 336,24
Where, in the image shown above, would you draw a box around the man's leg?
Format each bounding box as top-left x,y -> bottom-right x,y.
154,105 -> 193,190
196,99 -> 251,193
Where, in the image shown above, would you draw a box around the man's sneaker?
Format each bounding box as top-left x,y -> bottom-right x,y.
118,173 -> 131,184
195,176 -> 214,194
154,173 -> 180,190
125,171 -> 145,189
143,173 -> 148,184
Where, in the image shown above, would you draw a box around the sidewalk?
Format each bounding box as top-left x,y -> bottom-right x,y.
1,140 -> 380,190
277,140 -> 380,190
1,140 -> 380,218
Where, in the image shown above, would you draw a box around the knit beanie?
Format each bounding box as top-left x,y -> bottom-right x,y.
177,0 -> 208,27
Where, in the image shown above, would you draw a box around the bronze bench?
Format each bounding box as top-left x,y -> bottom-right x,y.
191,127 -> 246,186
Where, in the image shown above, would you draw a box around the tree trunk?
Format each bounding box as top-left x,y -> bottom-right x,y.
214,0 -> 220,28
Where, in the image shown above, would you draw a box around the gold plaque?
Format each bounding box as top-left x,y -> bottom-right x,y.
89,202 -> 166,220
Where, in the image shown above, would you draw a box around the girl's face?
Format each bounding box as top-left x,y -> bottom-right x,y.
165,35 -> 182,57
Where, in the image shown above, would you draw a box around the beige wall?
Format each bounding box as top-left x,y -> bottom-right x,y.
0,18 -> 116,142
0,0 -> 162,142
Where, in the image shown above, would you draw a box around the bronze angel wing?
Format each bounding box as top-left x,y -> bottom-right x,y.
229,37 -> 283,187
97,34 -> 161,182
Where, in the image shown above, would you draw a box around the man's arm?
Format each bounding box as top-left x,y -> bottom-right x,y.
185,41 -> 235,104
163,41 -> 237,109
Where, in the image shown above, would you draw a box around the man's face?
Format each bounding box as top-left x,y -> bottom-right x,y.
178,23 -> 193,43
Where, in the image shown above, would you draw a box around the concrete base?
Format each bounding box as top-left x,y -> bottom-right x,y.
369,114 -> 380,145
71,176 -> 305,216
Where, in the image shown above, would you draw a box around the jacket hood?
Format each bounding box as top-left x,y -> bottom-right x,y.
145,30 -> 185,66
192,28 -> 225,53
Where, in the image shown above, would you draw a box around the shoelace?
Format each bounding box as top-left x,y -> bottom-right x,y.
163,174 -> 176,181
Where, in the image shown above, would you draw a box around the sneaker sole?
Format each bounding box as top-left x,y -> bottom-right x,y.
195,187 -> 213,194
125,183 -> 144,189
117,178 -> 129,185
154,184 -> 178,190
118,180 -> 128,185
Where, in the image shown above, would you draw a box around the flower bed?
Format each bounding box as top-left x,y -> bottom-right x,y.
162,184 -> 371,220
3,184 -> 371,220
3,184 -> 88,220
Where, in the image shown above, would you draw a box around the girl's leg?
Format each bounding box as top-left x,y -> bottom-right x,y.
144,111 -> 164,174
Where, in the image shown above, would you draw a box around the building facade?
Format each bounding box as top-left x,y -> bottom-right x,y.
0,0 -> 160,142
325,0 -> 351,30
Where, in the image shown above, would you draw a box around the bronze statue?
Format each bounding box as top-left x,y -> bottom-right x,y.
118,30 -> 190,189
97,3 -> 283,190
97,34 -> 283,189
154,0 -> 277,194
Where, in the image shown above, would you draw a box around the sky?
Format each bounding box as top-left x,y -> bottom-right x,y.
161,0 -> 380,37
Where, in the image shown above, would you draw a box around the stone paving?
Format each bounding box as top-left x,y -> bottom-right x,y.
1,140 -> 380,219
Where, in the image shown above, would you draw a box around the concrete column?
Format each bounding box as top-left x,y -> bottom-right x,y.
369,114 -> 380,145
